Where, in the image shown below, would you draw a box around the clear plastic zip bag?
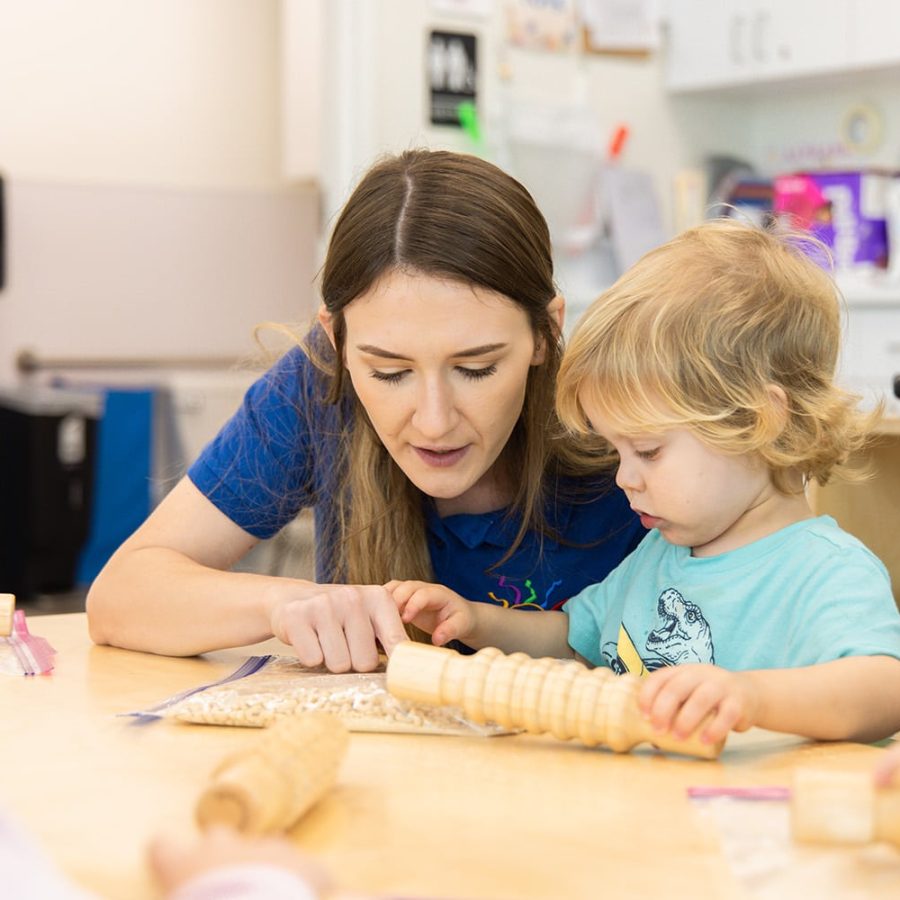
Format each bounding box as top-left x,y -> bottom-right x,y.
127,654 -> 514,737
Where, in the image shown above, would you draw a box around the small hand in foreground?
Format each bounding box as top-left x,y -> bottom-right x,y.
639,663 -> 761,746
874,740 -> 900,787
148,826 -> 329,896
386,580 -> 475,646
270,584 -> 409,673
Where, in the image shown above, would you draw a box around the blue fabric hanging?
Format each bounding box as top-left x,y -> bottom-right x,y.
76,388 -> 154,584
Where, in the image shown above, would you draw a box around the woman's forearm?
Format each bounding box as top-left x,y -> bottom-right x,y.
85,476 -> 327,657
86,544 -> 322,656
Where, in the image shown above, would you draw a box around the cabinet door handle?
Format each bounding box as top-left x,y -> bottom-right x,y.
752,10 -> 769,64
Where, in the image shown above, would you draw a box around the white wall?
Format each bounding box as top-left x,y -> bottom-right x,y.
0,0 -> 319,386
0,180 -> 317,383
0,0 -> 282,189
738,74 -> 900,175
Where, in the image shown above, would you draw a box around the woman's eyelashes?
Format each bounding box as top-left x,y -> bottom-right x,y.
634,447 -> 661,461
369,364 -> 498,385
369,369 -> 407,384
458,364 -> 497,381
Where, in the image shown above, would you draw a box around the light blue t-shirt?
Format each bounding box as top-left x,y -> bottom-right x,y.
565,516 -> 900,674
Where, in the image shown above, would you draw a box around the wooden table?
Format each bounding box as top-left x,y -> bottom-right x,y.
2,614 -> 898,899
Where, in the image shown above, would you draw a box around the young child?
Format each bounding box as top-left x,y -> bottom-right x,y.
390,220 -> 900,748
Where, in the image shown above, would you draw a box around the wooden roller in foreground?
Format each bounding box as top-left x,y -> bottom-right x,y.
791,767 -> 900,846
196,712 -> 349,835
386,642 -> 723,759
0,594 -> 14,637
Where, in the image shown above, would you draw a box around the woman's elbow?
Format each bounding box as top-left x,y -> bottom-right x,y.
85,573 -> 114,646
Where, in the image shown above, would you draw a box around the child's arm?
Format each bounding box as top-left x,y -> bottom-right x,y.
387,580 -> 574,659
640,656 -> 900,745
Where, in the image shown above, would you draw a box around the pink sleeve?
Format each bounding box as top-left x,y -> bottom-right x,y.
168,864 -> 318,900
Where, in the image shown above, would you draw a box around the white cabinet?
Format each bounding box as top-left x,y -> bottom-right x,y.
839,301 -> 900,412
849,0 -> 900,69
754,1 -> 851,79
835,272 -> 900,412
663,2 -> 744,92
665,0 -> 854,92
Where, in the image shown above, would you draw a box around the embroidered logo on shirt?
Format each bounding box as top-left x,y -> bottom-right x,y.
486,575 -> 564,610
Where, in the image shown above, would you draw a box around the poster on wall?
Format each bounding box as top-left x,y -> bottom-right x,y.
505,0 -> 579,53
428,31 -> 478,127
430,0 -> 492,18
581,0 -> 660,55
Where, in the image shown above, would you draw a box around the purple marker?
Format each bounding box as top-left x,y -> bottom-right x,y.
687,786 -> 791,801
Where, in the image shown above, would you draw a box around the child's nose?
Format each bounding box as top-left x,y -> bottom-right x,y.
615,459 -> 642,492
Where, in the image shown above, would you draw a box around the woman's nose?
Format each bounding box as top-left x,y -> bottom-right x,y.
412,379 -> 458,439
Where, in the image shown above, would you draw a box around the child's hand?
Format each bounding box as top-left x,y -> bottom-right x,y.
638,664 -> 761,745
874,741 -> 900,787
148,825 -> 329,895
385,580 -> 475,646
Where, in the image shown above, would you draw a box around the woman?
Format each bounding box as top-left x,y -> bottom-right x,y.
86,150 -> 643,671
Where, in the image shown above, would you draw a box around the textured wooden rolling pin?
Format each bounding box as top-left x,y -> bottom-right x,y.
195,712 -> 349,834
0,594 -> 14,637
386,643 -> 723,759
791,768 -> 900,846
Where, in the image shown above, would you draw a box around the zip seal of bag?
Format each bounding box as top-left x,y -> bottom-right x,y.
0,610 -> 56,676
122,654 -> 274,724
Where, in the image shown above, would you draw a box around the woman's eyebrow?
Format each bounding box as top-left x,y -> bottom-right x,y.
355,342 -> 507,360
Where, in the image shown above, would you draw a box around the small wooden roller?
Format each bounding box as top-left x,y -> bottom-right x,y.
386,642 -> 724,759
195,712 -> 349,835
0,594 -> 15,637
791,767 -> 900,847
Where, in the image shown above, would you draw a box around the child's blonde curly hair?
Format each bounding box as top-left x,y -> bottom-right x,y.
557,219 -> 881,492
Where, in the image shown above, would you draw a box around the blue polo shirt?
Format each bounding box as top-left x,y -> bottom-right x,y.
188,342 -> 644,609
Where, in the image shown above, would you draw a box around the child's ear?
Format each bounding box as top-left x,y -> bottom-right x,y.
317,306 -> 336,349
765,383 -> 790,434
532,295 -> 566,365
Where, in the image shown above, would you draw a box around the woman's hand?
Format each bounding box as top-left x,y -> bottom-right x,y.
638,663 -> 762,746
386,580 -> 476,646
268,583 -> 409,672
148,826 -> 328,896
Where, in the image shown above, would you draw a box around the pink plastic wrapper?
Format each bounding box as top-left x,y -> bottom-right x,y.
0,610 -> 56,675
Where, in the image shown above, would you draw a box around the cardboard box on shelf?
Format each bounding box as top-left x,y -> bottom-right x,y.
773,170 -> 894,270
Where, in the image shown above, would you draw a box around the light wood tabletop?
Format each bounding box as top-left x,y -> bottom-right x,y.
2,613 -> 898,899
